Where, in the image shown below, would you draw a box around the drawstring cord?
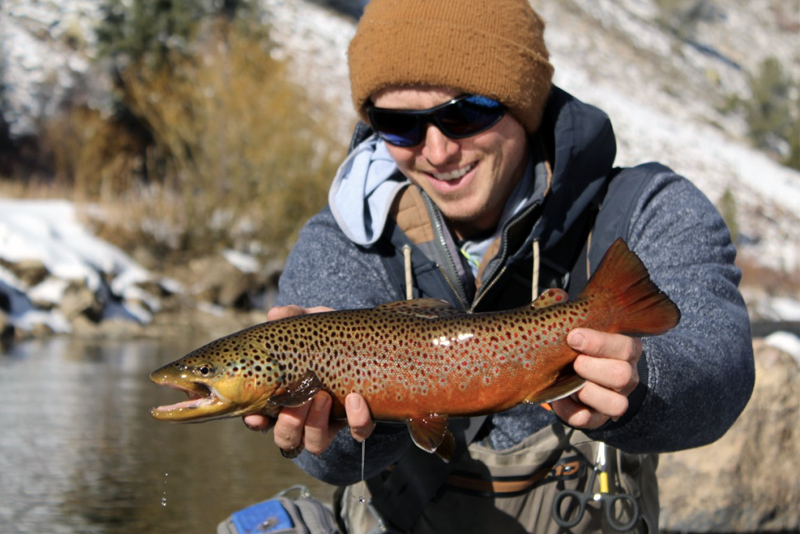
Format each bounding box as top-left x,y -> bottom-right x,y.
532,239 -> 540,300
403,244 -> 413,300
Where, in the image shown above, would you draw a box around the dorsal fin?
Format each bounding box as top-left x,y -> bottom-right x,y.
376,299 -> 463,319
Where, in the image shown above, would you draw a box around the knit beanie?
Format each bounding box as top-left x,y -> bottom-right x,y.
348,0 -> 554,134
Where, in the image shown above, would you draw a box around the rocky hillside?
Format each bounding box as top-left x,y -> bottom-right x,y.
1,0 -> 799,335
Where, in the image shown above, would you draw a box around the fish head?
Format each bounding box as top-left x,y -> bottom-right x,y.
149,330 -> 283,423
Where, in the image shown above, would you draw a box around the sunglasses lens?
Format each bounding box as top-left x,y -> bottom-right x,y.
439,96 -> 505,138
367,109 -> 421,147
368,95 -> 506,147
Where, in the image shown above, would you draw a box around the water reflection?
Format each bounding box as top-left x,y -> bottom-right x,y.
0,336 -> 335,534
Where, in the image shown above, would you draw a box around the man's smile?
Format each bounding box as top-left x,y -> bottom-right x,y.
431,161 -> 479,182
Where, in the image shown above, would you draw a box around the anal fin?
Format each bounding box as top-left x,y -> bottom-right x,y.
407,414 -> 455,462
523,372 -> 585,405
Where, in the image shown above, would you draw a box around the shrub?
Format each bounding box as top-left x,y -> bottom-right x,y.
734,57 -> 800,171
25,2 -> 346,267
111,18 -> 344,258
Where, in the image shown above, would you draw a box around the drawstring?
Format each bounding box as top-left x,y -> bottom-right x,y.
532,239 -> 540,300
585,230 -> 593,280
403,244 -> 413,300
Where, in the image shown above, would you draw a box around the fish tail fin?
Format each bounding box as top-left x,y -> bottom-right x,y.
579,239 -> 680,336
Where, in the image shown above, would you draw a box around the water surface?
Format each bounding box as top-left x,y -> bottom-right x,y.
0,336 -> 335,534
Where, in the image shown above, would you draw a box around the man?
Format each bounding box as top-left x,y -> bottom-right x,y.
243,0 -> 754,532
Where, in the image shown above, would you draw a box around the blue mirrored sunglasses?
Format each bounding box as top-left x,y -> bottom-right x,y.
365,94 -> 507,148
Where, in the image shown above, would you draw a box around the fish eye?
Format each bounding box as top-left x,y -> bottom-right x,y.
196,364 -> 216,377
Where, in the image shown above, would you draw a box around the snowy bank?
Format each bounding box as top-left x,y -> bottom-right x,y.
0,199 -> 165,336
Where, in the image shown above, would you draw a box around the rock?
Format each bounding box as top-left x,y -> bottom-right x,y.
59,282 -> 101,321
0,310 -> 13,342
0,259 -> 49,287
658,340 -> 800,532
186,255 -> 268,311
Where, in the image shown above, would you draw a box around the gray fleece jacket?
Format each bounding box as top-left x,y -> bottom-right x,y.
276,87 -> 755,486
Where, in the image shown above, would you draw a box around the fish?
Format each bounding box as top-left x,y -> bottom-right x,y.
150,238 -> 680,461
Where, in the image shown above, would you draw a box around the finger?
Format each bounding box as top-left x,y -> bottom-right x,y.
272,401 -> 314,452
550,395 -> 608,429
267,305 -> 334,322
568,329 -> 642,362
267,305 -> 309,321
243,413 -> 275,432
571,381 -> 630,420
345,394 -> 376,442
303,392 -> 345,455
573,355 -> 638,395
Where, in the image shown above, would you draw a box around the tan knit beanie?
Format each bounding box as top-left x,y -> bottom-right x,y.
348,0 -> 554,134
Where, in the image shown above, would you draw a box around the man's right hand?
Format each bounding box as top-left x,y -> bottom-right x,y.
242,305 -> 376,455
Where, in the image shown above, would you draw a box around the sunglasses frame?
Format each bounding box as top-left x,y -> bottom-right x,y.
365,94 -> 507,148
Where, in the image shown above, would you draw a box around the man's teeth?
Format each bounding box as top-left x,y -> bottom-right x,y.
432,162 -> 476,181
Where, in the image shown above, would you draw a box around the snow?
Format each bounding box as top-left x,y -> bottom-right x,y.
0,199 -> 157,332
764,331 -> 800,366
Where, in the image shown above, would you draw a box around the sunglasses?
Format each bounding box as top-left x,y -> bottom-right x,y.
365,94 -> 507,148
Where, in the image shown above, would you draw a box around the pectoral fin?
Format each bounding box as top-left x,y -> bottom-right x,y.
523,372 -> 585,405
407,414 -> 455,462
268,370 -> 323,407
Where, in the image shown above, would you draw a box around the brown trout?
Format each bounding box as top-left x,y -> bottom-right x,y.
150,239 -> 680,461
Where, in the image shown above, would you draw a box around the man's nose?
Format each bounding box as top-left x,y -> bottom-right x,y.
421,124 -> 460,164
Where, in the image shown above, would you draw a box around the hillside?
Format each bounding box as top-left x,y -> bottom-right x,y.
0,0 -> 798,336
266,0 -> 800,317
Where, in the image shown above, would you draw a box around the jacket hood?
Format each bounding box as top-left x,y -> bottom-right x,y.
328,135 -> 409,246
329,86 -> 617,250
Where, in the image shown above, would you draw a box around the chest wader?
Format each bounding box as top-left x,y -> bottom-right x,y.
337,125 -> 667,534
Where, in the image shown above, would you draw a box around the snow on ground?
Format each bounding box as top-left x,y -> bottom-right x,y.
765,331 -> 800,365
0,199 -> 158,332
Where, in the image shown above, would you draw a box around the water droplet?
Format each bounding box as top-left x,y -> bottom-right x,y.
161,472 -> 169,507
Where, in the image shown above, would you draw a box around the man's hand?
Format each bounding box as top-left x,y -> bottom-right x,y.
242,305 -> 376,455
550,328 -> 642,429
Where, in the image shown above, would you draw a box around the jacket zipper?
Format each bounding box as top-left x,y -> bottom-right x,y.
470,200 -> 542,312
423,192 -> 542,313
429,204 -> 471,311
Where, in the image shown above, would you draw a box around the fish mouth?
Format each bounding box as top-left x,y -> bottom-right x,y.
150,380 -> 238,422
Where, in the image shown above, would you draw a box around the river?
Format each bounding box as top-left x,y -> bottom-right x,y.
0,336 -> 336,534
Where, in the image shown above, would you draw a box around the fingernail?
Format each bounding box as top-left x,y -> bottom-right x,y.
569,331 -> 586,350
314,393 -> 329,411
346,395 -> 362,411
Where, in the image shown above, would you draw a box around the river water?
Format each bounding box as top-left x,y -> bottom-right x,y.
0,336 -> 336,534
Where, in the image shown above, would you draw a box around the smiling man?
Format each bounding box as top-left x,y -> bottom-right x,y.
240,0 -> 755,532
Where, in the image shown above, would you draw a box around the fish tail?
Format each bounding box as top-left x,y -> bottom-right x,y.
579,239 -> 680,336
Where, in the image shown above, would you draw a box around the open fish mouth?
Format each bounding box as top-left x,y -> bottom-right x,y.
150,382 -> 237,422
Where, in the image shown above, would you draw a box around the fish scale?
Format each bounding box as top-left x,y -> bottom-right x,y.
150,239 -> 680,462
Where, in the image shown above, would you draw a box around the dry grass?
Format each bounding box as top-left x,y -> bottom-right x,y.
4,18 -> 346,268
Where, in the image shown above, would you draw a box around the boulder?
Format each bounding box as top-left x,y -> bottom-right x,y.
658,339 -> 800,532
0,259 -> 49,287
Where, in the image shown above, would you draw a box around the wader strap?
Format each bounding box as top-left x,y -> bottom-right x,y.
366,416 -> 487,533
